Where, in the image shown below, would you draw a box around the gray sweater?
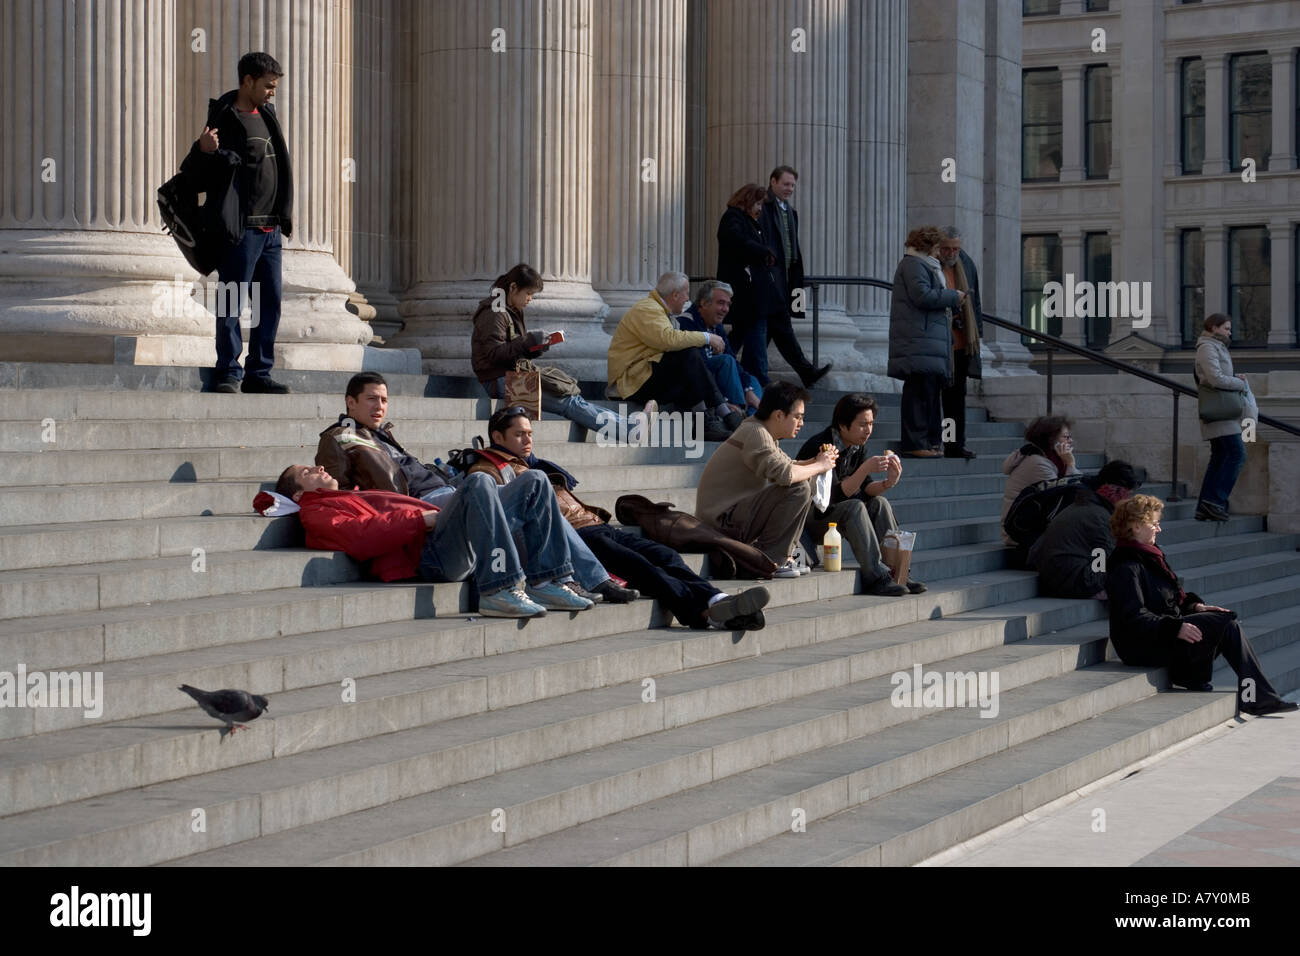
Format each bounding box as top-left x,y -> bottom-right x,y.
1194,332 -> 1256,440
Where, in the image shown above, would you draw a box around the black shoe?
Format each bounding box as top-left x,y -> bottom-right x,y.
241,376 -> 291,394
906,579 -> 927,594
721,409 -> 745,432
1240,699 -> 1299,716
944,446 -> 977,459
862,577 -> 908,597
707,586 -> 771,627
1195,501 -> 1229,522
722,610 -> 765,633
801,363 -> 832,388
594,580 -> 640,603
211,376 -> 239,394
1175,681 -> 1215,692
702,412 -> 732,442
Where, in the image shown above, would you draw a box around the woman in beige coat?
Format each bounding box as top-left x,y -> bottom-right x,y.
1194,313 -> 1256,522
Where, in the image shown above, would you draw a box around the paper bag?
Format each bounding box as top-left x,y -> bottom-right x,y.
881,530 -> 916,584
504,368 -> 542,419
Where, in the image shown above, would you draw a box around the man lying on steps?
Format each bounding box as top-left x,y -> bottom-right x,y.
273,463 -> 591,618
314,371 -> 637,605
466,407 -> 771,632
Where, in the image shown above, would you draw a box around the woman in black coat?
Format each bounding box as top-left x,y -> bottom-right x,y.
716,183 -> 782,386
1105,495 -> 1296,716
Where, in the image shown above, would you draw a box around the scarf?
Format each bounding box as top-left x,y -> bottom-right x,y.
1094,484 -> 1133,506
905,248 -> 945,286
946,255 -> 981,357
1118,538 -> 1186,603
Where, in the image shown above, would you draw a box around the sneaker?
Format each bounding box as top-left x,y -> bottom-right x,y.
525,580 -> 594,611
862,576 -> 908,597
594,580 -> 640,603
706,586 -> 771,628
479,587 -> 547,618
211,376 -> 239,394
564,581 -> 603,604
773,560 -> 801,579
241,376 -> 291,394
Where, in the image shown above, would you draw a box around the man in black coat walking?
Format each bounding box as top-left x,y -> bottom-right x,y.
758,166 -> 831,389
183,51 -> 294,395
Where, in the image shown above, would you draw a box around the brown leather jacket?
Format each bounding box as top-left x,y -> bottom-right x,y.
315,418 -> 413,495
615,494 -> 779,579
466,448 -> 611,531
471,296 -> 535,387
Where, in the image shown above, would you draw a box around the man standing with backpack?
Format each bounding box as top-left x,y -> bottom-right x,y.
185,52 -> 293,394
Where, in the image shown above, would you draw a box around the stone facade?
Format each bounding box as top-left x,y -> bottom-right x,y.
0,0 -> 1030,381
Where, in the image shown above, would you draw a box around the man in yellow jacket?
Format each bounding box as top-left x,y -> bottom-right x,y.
607,271 -> 743,436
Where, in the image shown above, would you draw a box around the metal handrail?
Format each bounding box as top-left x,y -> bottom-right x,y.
689,272 -> 1300,499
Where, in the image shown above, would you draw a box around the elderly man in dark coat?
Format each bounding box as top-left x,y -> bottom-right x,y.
887,226 -> 966,457
938,227 -> 984,459
1027,461 -> 1143,598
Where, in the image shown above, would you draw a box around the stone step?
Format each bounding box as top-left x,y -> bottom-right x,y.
0,602 -> 1143,867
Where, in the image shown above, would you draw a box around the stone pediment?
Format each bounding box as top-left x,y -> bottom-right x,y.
1102,333 -> 1167,371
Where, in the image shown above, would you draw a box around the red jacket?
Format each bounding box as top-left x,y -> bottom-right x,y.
297,488 -> 433,581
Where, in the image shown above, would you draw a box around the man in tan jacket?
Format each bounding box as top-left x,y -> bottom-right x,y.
695,381 -> 837,578
607,271 -> 741,436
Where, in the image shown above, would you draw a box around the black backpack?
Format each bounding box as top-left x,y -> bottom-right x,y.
156,150 -> 242,276
1003,474 -> 1086,548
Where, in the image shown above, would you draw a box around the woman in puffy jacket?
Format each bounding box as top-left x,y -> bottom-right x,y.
1194,313 -> 1255,522
1000,415 -> 1081,547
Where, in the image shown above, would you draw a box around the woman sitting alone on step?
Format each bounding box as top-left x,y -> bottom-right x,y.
1104,494 -> 1296,717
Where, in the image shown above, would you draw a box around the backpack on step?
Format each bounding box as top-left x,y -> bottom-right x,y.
1003,475 -> 1086,548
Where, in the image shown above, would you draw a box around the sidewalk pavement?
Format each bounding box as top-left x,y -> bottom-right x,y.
922,690 -> 1300,867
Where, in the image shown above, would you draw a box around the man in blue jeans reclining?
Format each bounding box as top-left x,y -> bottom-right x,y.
314,371 -> 638,605
275,463 -> 589,618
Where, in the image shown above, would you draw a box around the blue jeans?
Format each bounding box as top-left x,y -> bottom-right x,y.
417,471 -> 573,594
486,378 -> 626,433
214,227 -> 283,380
706,352 -> 761,413
729,317 -> 770,386
496,471 -> 610,590
1198,434 -> 1247,511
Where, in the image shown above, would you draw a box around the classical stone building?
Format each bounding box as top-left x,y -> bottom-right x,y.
1020,0 -> 1300,370
0,0 -> 1031,385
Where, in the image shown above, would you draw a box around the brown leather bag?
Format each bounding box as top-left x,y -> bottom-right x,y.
614,494 -> 779,579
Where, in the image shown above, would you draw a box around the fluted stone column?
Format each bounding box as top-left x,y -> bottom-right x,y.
174,0 -> 375,369
394,0 -> 611,379
845,0 -> 908,385
0,0 -> 185,362
592,0 -> 687,321
704,0 -> 867,386
684,0 -> 710,281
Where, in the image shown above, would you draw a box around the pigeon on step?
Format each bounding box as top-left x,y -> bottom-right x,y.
179,684 -> 269,740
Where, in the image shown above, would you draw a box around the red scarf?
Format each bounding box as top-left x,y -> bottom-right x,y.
1117,538 -> 1185,603
1095,484 -> 1132,506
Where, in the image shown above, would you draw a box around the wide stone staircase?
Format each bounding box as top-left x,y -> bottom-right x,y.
1,365 -> 1298,867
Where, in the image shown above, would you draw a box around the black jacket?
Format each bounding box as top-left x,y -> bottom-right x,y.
796,424 -> 875,510
716,206 -> 783,321
958,249 -> 984,379
181,90 -> 295,241
1105,543 -> 1204,665
1027,487 -> 1113,598
758,191 -> 805,315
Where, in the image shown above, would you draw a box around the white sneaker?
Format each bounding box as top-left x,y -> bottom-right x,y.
773,560 -> 801,579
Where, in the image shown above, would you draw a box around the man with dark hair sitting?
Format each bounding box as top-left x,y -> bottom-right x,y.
695,381 -> 836,578
315,372 -> 636,604
677,280 -> 762,418
466,408 -> 771,631
797,393 -> 924,596
1027,460 -> 1144,599
273,464 -> 589,618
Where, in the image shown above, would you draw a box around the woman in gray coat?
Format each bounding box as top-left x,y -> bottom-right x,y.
888,226 -> 966,456
1194,313 -> 1256,522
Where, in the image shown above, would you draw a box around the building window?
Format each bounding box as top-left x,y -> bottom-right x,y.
1084,233 -> 1112,348
1180,229 -> 1204,346
1181,58 -> 1204,175
1023,0 -> 1060,15
1022,234 -> 1063,342
1230,53 -> 1271,171
1023,69 -> 1063,182
1086,0 -> 1110,9
1295,225 -> 1300,342
1228,226 -> 1270,346
1085,66 -> 1112,178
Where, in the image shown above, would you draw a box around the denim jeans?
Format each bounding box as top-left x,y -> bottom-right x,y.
497,472 -> 610,590
705,352 -> 761,413
729,317 -> 770,386
486,378 -> 626,433
214,227 -> 283,380
1198,433 -> 1247,511
418,471 -> 573,593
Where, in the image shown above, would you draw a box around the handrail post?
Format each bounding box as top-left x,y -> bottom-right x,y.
1046,347 -> 1053,414
810,282 -> 820,370
1170,391 -> 1180,501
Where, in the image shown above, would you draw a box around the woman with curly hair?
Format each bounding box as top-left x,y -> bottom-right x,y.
1105,494 -> 1296,716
